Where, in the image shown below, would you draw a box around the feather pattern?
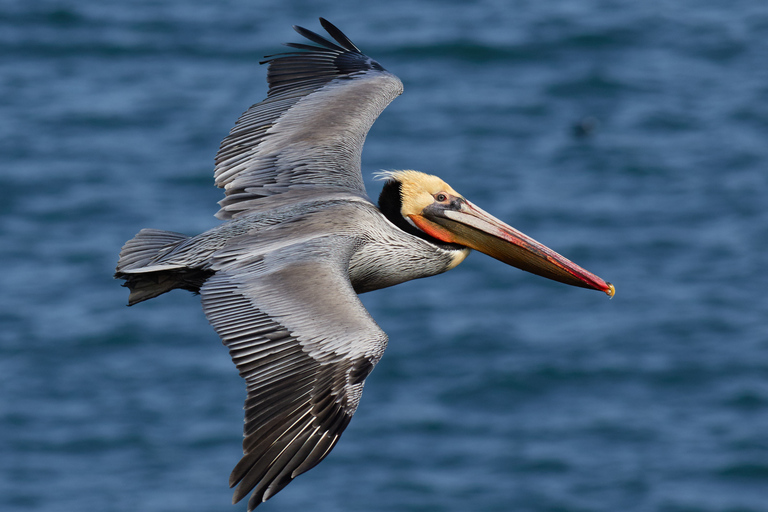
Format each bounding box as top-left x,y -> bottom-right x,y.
115,20 -> 471,511
213,18 -> 403,220
200,233 -> 389,510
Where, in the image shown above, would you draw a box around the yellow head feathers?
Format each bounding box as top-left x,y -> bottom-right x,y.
377,170 -> 462,217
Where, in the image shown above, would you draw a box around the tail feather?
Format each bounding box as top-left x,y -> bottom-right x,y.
115,229 -> 213,306
119,271 -> 188,306
116,228 -> 189,273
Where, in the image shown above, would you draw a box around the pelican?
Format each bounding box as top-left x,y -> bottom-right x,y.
115,18 -> 614,511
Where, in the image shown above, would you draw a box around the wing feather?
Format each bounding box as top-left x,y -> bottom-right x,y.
213,18 -> 403,220
200,238 -> 388,510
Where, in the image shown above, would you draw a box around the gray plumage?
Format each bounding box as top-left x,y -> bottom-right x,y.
117,17 -> 616,511
213,20 -> 402,220
115,19 -> 461,511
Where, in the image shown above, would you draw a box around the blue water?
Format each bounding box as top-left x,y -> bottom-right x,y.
2,1 -> 767,511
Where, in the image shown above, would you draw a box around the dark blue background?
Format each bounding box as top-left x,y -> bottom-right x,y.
2,1 -> 767,510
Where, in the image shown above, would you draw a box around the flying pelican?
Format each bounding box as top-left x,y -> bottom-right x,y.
115,18 -> 614,511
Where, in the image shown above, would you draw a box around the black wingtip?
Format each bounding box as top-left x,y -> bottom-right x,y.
291,23 -> 345,53
318,18 -> 361,53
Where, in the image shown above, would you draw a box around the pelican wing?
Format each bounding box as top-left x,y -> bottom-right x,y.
214,18 -> 404,220
200,235 -> 387,510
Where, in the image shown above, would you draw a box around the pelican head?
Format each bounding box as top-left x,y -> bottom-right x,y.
378,170 -> 614,296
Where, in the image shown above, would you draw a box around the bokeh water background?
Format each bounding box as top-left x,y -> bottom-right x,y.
2,1 -> 768,511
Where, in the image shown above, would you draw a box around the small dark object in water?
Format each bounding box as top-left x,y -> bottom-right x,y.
572,116 -> 600,138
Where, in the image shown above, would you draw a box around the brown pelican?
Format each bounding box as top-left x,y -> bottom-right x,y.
115,18 -> 614,511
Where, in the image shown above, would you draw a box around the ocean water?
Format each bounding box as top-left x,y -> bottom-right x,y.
1,1 -> 767,511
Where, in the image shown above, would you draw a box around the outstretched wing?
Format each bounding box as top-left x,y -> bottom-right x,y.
200,235 -> 388,511
214,18 -> 404,220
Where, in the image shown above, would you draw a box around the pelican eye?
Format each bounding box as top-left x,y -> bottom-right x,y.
434,193 -> 448,202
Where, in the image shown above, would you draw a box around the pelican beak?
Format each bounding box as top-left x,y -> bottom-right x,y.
412,199 -> 614,296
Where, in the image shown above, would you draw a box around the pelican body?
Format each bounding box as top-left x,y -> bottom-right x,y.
115,19 -> 613,511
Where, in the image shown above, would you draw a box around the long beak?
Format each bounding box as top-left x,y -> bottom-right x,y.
416,200 -> 614,296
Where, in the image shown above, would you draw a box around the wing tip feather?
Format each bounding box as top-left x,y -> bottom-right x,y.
291,23 -> 346,53
319,17 -> 361,53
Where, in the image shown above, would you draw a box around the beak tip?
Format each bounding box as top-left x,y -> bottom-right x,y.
605,282 -> 615,298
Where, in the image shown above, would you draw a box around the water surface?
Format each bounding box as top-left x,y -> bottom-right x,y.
1,1 -> 767,511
